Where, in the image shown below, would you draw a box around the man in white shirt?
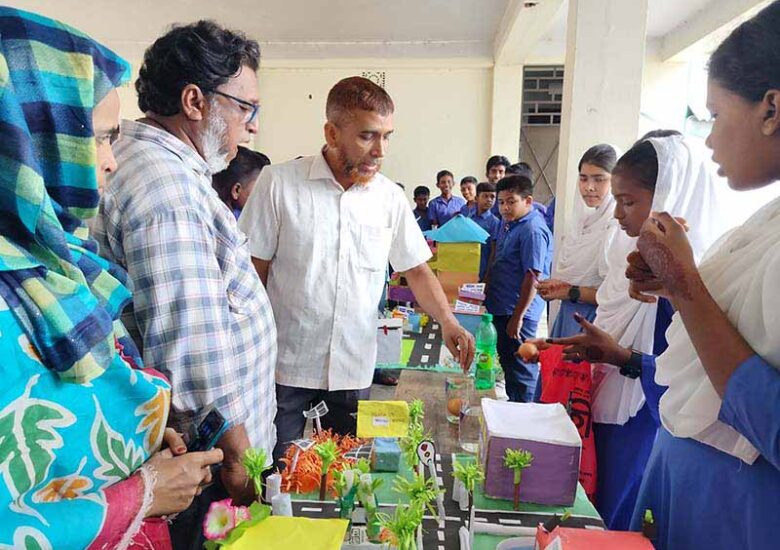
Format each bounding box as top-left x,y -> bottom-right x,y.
239,76 -> 475,461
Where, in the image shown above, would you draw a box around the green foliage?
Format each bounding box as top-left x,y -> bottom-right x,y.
314,439 -> 340,474
408,399 -> 425,430
378,502 -> 424,550
400,422 -> 429,467
503,448 -> 534,485
393,470 -> 442,518
242,448 -> 271,497
203,502 -> 271,549
452,460 -> 485,494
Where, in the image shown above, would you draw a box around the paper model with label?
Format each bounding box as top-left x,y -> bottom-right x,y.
480,400 -> 581,506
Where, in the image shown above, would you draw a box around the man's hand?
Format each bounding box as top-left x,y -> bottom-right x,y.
506,313 -> 522,340
220,459 -> 255,505
215,424 -> 255,505
536,278 -> 571,301
441,319 -> 475,373
547,312 -> 632,366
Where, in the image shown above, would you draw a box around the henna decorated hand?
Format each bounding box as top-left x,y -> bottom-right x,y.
546,313 -> 632,366
536,278 -> 571,301
633,212 -> 700,305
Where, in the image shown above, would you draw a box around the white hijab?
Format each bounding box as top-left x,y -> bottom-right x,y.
555,164 -> 617,288
657,190 -> 780,463
592,135 -> 745,425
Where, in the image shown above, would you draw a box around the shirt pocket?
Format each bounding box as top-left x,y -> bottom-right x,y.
225,237 -> 263,317
357,224 -> 392,272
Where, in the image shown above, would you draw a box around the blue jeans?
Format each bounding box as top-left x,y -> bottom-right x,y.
492,315 -> 540,402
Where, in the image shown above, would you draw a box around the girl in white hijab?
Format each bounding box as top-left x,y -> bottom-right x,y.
542,132 -> 751,529
537,144 -> 619,337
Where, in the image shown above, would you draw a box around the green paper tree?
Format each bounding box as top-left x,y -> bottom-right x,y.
242,448 -> 272,500
314,439 -> 340,501
393,470 -> 442,520
378,501 -> 425,550
408,399 -> 425,430
452,460 -> 484,509
503,448 -> 534,510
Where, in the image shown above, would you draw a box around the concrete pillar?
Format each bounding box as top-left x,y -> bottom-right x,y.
553,0 -> 648,245
489,64 -> 524,160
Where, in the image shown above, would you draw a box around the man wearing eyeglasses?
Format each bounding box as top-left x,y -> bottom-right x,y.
93,20 -> 275,549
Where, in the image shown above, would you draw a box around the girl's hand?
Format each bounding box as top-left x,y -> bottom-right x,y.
546,313 -> 631,366
536,279 -> 571,301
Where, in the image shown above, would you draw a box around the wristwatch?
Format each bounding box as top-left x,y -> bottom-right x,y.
568,285 -> 581,303
619,350 -> 643,379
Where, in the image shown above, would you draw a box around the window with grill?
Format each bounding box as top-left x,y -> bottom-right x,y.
522,65 -> 564,126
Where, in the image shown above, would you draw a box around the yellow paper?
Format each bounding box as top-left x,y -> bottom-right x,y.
225,517 -> 348,550
430,242 -> 481,273
356,400 -> 410,438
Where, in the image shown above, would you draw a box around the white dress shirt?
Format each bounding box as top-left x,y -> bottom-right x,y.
238,151 -> 431,391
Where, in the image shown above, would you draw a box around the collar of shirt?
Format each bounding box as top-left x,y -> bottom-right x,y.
502,209 -> 537,233
309,148 -> 374,192
120,119 -> 211,178
474,209 -> 494,221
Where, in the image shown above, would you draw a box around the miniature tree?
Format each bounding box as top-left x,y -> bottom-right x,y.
392,470 -> 442,520
357,471 -> 384,542
242,448 -> 272,500
378,502 -> 425,550
504,448 -> 534,510
452,460 -> 485,510
314,439 -> 340,500
408,399 -> 425,430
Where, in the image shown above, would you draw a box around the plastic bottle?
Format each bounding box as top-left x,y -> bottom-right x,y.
474,313 -> 498,390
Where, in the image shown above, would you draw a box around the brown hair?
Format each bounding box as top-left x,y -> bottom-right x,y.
326,76 -> 394,125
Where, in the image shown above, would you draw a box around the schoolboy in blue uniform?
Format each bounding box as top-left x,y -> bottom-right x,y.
485,175 -> 552,402
459,176 -> 478,217
466,182 -> 501,281
412,185 -> 432,232
428,170 -> 466,227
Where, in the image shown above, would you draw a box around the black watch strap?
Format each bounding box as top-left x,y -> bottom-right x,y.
568,285 -> 581,303
620,350 -> 643,379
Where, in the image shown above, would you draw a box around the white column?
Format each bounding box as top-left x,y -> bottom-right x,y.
489,64 -> 524,159
553,0 -> 648,245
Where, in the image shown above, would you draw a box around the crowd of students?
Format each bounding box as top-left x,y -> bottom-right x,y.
2,2 -> 780,549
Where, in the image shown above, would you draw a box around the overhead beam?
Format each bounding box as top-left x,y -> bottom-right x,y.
494,0 -> 565,65
660,0 -> 769,62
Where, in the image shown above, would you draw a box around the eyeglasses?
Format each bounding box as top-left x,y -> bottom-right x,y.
211,90 -> 260,124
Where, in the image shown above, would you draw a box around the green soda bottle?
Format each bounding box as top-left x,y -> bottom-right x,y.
474,313 -> 498,390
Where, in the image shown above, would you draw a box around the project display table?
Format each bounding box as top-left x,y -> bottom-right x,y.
287,452 -> 602,550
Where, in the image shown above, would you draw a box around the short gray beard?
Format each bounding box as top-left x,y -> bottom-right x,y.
202,100 -> 230,174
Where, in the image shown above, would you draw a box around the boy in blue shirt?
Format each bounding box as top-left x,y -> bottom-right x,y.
412,185 -> 432,232
459,176 -> 478,217
466,182 -> 501,281
485,175 -> 553,402
428,170 -> 466,227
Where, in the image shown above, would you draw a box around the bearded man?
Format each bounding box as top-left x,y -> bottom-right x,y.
238,76 -> 475,462
93,21 -> 277,534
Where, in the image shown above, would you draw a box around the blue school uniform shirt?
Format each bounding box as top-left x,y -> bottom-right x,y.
428,195 -> 466,227
631,354 -> 780,550
413,207 -> 431,232
485,209 -> 552,320
467,208 -> 501,280
544,197 -> 556,233
460,203 -> 477,218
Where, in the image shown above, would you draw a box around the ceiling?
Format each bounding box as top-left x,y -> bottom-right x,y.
3,0 -> 741,62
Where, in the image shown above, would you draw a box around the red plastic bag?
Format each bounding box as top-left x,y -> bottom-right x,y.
538,345 -> 597,501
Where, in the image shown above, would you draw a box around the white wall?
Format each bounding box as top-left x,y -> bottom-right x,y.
255,62 -> 493,201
